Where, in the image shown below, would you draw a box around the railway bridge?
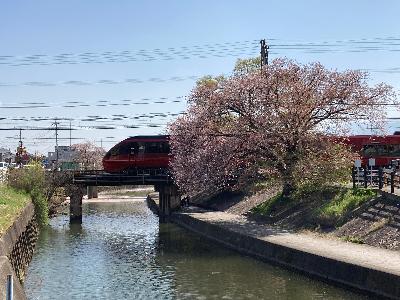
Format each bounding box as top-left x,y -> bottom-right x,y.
67,169 -> 181,223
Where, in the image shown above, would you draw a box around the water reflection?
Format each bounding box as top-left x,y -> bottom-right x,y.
24,199 -> 368,300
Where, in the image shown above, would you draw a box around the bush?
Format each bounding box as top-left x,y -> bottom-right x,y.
30,188 -> 49,225
7,161 -> 48,225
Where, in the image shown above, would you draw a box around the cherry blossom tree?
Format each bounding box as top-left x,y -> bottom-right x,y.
72,142 -> 105,170
169,58 -> 395,197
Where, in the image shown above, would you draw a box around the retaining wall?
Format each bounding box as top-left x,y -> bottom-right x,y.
0,202 -> 38,300
173,211 -> 400,300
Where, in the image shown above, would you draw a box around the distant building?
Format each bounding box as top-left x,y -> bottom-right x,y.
47,146 -> 78,170
0,148 -> 15,163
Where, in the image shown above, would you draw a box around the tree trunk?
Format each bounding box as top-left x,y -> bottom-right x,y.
280,154 -> 297,198
282,171 -> 295,198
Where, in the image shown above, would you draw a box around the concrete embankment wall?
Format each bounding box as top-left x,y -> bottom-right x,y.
172,211 -> 400,300
0,202 -> 38,300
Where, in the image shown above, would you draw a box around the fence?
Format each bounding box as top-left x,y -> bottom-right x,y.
352,167 -> 400,193
0,169 -> 8,183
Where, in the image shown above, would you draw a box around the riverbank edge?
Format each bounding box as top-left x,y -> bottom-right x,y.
0,201 -> 36,300
170,209 -> 400,300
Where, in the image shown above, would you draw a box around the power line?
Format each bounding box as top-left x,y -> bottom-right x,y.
0,75 -> 202,88
0,36 -> 400,68
0,96 -> 185,109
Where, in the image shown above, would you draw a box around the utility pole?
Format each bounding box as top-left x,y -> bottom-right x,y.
53,119 -> 59,169
16,129 -> 23,167
260,39 -> 269,69
69,120 -> 72,147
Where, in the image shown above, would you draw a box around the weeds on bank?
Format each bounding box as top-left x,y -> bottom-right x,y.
0,185 -> 30,235
251,184 -> 337,217
341,235 -> 364,244
251,184 -> 377,228
316,188 -> 376,226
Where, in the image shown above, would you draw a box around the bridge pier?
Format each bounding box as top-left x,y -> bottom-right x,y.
68,185 -> 85,223
156,184 -> 181,217
87,186 -> 98,199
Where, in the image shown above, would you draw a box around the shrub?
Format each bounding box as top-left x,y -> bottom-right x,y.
7,161 -> 48,225
30,188 -> 49,225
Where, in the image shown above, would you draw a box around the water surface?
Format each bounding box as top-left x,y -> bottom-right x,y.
24,198 -> 368,299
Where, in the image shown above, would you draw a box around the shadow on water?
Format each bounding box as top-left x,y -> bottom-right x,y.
24,199 -> 369,300
156,223 -> 370,300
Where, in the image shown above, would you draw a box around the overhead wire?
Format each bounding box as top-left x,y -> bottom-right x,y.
0,36 -> 400,68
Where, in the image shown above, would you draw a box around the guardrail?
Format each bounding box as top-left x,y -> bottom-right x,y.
352,167 -> 400,193
71,168 -> 171,186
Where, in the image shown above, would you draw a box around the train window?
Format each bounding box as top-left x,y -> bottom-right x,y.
140,141 -> 170,153
110,147 -> 119,156
145,142 -> 160,153
138,142 -> 145,154
118,143 -> 131,155
161,142 -> 170,153
387,145 -> 400,157
128,142 -> 138,154
362,144 -> 387,157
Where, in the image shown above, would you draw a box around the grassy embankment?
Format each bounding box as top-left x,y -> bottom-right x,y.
251,185 -> 377,229
0,184 -> 30,236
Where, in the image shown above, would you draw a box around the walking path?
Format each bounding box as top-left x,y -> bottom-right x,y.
173,206 -> 400,299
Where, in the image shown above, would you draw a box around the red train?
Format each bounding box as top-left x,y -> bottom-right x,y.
343,134 -> 400,167
103,135 -> 170,173
102,133 -> 400,173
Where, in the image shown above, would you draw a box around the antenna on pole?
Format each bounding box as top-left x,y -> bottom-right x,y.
260,39 -> 269,69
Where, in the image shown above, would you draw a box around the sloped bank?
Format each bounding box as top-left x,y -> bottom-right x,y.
0,202 -> 38,300
172,207 -> 400,300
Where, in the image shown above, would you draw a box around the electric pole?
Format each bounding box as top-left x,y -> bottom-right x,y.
69,120 -> 72,148
53,119 -> 59,169
260,39 -> 269,69
16,129 -> 23,167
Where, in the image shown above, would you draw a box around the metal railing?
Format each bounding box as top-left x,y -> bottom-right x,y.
71,168 -> 171,186
352,167 -> 400,193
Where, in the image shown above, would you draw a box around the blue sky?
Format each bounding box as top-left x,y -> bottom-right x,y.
0,0 -> 399,154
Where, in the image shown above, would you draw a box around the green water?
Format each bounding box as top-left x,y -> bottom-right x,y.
24,199 -> 368,299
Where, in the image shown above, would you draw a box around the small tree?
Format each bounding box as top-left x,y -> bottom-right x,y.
169,58 -> 395,197
72,142 -> 105,170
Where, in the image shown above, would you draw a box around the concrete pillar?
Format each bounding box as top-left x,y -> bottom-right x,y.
87,186 -> 98,199
158,184 -> 181,218
69,186 -> 84,223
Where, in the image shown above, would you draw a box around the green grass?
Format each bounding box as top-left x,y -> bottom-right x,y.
251,184 -> 377,228
0,185 -> 30,235
251,192 -> 289,216
251,184 -> 333,217
317,188 -> 376,222
341,235 -> 364,244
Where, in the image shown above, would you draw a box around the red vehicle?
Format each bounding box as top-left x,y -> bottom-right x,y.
103,135 -> 170,173
344,133 -> 400,167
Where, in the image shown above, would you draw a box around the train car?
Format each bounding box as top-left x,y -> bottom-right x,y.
102,135 -> 170,173
344,133 -> 400,167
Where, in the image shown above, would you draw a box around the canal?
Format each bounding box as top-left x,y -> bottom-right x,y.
24,197 -> 368,299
